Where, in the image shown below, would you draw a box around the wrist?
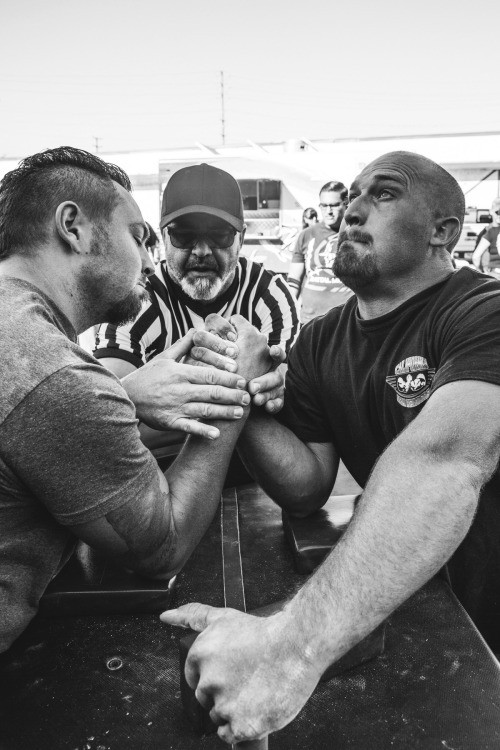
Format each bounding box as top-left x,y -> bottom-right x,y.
269,609 -> 326,683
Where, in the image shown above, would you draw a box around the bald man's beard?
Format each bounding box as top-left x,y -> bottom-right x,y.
334,230 -> 380,292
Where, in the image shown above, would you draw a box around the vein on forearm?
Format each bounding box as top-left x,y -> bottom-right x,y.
286,427 -> 492,669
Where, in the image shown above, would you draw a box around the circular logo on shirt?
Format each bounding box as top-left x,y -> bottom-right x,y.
386,356 -> 436,408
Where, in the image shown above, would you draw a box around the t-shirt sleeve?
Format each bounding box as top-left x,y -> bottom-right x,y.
253,274 -> 300,356
291,229 -> 307,264
277,322 -> 333,443
1,362 -> 160,525
432,289 -> 500,393
484,227 -> 495,247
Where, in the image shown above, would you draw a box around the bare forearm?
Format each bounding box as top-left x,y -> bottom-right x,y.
282,437 -> 485,671
238,410 -> 336,514
163,412 -> 250,572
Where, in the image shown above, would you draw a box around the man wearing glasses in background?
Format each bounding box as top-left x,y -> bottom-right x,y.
288,180 -> 353,323
472,197 -> 500,274
94,163 -> 298,452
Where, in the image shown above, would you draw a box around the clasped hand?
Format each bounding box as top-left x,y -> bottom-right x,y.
121,330 -> 251,440
189,314 -> 286,414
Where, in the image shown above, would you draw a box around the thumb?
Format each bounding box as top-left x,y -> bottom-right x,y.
156,329 -> 195,362
160,602 -> 230,632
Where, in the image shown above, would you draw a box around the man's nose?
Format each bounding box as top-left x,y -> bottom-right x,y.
344,197 -> 365,226
191,238 -> 213,256
139,244 -> 155,276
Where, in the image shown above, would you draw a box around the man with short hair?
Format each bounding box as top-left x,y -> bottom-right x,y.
93,163 -> 299,409
0,147 -> 275,654
164,151 -> 500,744
288,179 -> 353,322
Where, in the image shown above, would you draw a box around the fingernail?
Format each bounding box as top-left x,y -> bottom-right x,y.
242,393 -> 250,405
225,362 -> 237,372
237,379 -> 246,389
225,346 -> 236,357
252,383 -> 261,393
226,332 -> 237,342
234,407 -> 244,417
208,429 -> 219,439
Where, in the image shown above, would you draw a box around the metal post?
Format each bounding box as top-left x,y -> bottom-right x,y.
220,70 -> 226,145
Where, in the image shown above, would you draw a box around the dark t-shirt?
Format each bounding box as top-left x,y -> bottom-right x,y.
279,267 -> 500,648
484,225 -> 500,268
0,278 -> 158,652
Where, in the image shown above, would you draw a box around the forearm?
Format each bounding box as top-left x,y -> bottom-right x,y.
238,409 -> 336,514
139,422 -> 185,450
163,410 -> 250,572
287,262 -> 305,298
281,433 -> 485,671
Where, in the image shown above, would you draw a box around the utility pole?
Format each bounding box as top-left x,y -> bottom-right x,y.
220,71 -> 226,145
93,136 -> 101,154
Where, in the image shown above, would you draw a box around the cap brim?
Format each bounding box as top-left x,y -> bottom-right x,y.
160,205 -> 243,232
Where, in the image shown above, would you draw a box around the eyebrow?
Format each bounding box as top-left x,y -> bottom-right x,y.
350,173 -> 407,193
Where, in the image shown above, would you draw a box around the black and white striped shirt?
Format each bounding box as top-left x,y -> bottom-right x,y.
94,257 -> 300,368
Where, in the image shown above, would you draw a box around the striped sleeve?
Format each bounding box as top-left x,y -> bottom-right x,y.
93,293 -> 164,369
240,260 -> 300,357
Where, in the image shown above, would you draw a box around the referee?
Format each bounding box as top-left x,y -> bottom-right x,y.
94,162 -> 299,451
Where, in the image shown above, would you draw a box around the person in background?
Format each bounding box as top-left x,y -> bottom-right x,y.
145,222 -> 161,264
301,207 -> 318,229
288,180 -> 353,322
472,197 -> 500,274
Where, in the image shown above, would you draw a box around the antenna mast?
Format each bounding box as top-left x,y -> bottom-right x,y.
220,71 -> 226,145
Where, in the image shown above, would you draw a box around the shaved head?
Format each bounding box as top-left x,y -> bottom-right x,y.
365,151 -> 465,252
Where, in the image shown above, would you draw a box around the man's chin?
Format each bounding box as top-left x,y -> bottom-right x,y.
333,257 -> 379,292
104,287 -> 148,326
181,276 -> 223,301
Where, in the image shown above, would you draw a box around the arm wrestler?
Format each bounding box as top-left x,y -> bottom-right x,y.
162,151 -> 500,744
0,147 -> 273,654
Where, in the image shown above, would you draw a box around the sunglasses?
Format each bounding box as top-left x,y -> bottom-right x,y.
167,226 -> 237,250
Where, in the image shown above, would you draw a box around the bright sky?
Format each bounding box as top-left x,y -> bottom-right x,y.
1,0 -> 498,158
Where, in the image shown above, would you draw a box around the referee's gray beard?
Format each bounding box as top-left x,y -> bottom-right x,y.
180,275 -> 224,301
166,255 -> 237,302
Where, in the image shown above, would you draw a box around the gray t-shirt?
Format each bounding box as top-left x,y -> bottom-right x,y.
0,278 -> 158,652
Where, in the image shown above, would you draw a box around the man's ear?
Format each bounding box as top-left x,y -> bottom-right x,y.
430,216 -> 461,250
238,224 -> 247,247
54,202 -> 89,254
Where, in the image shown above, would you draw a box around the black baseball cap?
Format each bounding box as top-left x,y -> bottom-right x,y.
160,163 -> 244,232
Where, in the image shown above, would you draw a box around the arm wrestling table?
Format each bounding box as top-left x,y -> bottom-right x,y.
1,482 -> 499,750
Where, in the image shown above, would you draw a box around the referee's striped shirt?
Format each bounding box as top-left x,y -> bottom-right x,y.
94,257 -> 300,369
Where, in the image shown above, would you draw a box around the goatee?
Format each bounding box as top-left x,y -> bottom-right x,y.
334,230 -> 379,291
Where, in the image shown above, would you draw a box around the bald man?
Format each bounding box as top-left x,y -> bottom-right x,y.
163,151 -> 500,744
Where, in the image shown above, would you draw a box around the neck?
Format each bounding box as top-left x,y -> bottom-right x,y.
0,250 -> 87,333
355,265 -> 454,320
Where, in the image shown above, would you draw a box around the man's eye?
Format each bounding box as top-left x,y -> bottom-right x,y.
378,189 -> 393,199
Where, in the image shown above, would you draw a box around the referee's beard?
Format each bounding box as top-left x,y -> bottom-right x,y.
166,256 -> 237,302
